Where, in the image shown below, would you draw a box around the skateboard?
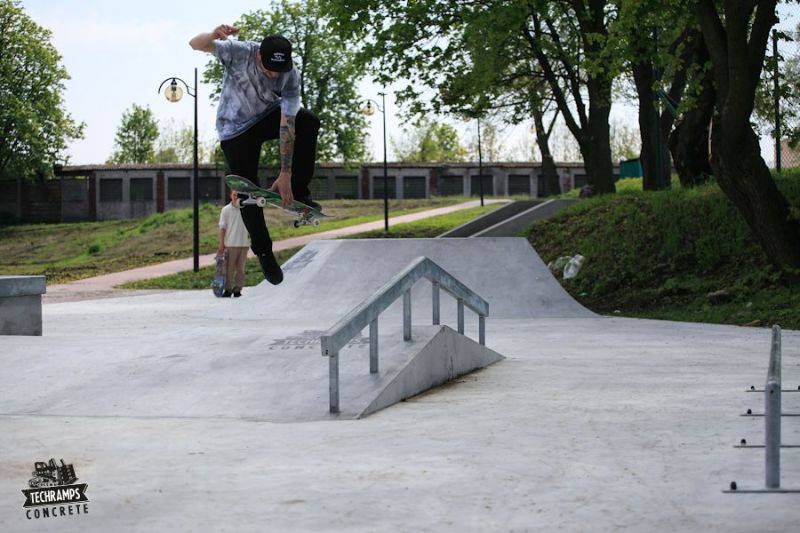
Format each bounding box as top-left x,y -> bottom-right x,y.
225,174 -> 329,228
211,252 -> 226,297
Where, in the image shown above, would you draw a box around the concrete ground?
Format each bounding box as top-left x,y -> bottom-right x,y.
1,238 -> 799,532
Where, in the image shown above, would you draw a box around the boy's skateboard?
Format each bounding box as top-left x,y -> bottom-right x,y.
211,252 -> 226,297
225,174 -> 329,228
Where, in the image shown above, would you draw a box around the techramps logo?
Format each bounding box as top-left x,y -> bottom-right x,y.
21,458 -> 90,521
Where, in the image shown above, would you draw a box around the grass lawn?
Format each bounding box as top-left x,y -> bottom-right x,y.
528,174 -> 800,329
0,196 -> 480,284
119,203 -> 501,290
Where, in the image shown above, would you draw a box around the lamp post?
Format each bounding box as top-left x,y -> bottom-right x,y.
477,118 -> 485,207
362,93 -> 389,233
158,68 -> 199,272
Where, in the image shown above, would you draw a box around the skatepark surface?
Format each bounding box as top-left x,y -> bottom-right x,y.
1,238 -> 799,531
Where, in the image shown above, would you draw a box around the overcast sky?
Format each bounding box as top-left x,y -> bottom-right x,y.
20,0 -> 409,165
20,1 -> 796,167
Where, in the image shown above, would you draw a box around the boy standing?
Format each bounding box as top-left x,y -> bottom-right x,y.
218,190 -> 250,297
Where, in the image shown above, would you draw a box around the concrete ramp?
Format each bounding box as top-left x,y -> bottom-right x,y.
0,238 -> 575,422
210,238 -> 593,323
362,325 -> 504,417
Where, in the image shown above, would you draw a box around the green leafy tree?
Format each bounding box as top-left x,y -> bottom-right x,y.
697,0 -> 800,269
154,119 -> 219,164
754,25 -> 800,153
393,119 -> 468,162
612,0 -> 702,190
203,0 -> 368,166
108,104 -> 159,164
0,0 -> 84,179
322,0 -> 621,194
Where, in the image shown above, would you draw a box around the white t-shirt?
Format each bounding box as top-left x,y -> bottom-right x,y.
219,203 -> 250,247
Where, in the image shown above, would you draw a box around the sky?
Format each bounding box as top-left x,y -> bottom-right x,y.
20,0 -> 410,165
19,1 -> 797,167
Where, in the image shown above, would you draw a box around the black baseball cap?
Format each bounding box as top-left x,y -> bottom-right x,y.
260,35 -> 293,72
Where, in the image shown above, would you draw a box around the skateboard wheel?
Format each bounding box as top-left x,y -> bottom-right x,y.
256,197 -> 267,208
312,218 -> 321,227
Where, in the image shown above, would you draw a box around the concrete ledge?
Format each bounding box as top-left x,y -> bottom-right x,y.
0,276 -> 46,336
472,198 -> 579,237
438,200 -> 540,238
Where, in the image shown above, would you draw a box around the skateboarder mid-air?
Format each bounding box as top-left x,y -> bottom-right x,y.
190,25 -> 321,285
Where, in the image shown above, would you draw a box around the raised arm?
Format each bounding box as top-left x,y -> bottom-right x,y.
189,24 -> 239,53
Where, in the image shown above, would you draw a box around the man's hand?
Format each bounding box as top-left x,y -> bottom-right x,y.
213,24 -> 239,40
269,172 -> 294,208
190,25 -> 239,53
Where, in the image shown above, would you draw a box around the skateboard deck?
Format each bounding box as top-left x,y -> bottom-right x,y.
225,174 -> 329,228
211,252 -> 226,297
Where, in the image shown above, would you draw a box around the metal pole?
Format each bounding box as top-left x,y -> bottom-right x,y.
192,67 -> 200,272
477,119 -> 484,207
457,298 -> 464,334
329,352 -> 340,414
479,315 -> 486,346
403,290 -> 412,341
432,281 -> 440,325
774,30 -> 782,174
369,319 -> 379,374
381,92 -> 389,232
766,325 -> 782,488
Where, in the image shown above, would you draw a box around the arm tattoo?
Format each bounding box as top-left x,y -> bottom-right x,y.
279,116 -> 296,172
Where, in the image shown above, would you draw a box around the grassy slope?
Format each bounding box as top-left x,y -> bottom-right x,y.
120,204 -> 500,290
0,197 -> 475,284
528,175 -> 800,329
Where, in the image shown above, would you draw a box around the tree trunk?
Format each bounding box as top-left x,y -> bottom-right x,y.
668,70 -> 713,187
668,32 -> 713,187
532,107 -> 560,196
697,0 -> 800,269
711,121 -> 800,268
583,81 -> 615,194
633,59 -> 662,190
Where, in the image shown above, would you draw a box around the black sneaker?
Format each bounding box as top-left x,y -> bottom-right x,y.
299,197 -> 322,212
222,290 -> 233,297
258,251 -> 284,285
233,290 -> 242,298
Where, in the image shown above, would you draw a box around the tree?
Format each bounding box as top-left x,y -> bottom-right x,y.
667,30 -> 714,188
203,0 -> 368,166
754,26 -> 800,156
697,0 -> 800,269
108,104 -> 159,164
0,0 -> 84,179
154,119 -> 220,164
392,119 -> 468,162
613,1 -> 698,190
322,0 -> 620,194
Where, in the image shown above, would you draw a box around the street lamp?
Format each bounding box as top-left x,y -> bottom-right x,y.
476,118 -> 485,207
158,68 -> 200,272
362,93 -> 389,233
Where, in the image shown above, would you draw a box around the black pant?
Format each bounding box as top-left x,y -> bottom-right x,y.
220,107 -> 320,257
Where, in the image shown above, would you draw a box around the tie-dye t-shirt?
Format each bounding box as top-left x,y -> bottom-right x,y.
213,39 -> 301,141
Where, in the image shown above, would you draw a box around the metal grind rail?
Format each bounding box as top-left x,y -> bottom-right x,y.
320,256 -> 489,414
727,325 -> 800,493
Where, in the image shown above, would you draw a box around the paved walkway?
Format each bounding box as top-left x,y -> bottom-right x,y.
44,199 -> 507,303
